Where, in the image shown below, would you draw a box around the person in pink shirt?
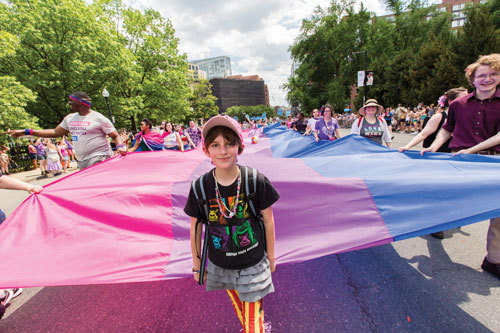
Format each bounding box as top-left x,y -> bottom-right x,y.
57,140 -> 70,173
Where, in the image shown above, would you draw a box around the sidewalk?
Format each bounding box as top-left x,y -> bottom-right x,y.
9,161 -> 79,183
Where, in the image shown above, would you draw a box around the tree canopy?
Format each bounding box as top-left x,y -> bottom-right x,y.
0,0 -> 215,132
286,0 -> 500,112
0,30 -> 38,145
225,105 -> 276,121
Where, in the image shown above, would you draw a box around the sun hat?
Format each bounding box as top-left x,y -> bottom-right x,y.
358,99 -> 384,116
202,115 -> 243,143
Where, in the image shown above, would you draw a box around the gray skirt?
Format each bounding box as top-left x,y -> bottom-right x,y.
206,255 -> 274,303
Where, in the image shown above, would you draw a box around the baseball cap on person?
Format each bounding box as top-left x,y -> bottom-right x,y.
202,115 -> 243,143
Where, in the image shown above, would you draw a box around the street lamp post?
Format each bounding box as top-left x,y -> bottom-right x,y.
101,88 -> 115,124
350,51 -> 368,105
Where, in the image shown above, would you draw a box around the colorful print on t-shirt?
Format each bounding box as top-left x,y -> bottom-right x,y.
207,193 -> 258,252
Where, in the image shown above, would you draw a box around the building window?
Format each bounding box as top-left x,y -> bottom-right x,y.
451,3 -> 466,28
452,18 -> 466,28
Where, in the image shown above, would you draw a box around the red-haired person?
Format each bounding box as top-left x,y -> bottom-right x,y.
422,53 -> 500,279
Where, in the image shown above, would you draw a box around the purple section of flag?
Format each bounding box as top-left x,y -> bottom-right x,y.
239,155 -> 393,265
164,150 -> 392,279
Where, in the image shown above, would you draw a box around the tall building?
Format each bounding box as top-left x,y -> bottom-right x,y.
190,56 -> 232,80
187,63 -> 207,80
226,75 -> 270,107
210,75 -> 268,113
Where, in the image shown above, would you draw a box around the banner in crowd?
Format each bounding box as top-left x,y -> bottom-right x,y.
1,124 -> 499,288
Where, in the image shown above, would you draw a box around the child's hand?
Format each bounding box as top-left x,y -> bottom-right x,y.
269,257 -> 276,273
28,185 -> 43,194
193,270 -> 207,283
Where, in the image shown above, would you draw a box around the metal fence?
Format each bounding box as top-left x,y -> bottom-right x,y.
5,142 -> 34,173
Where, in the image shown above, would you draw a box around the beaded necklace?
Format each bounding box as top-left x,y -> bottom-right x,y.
324,117 -> 334,132
213,167 -> 241,219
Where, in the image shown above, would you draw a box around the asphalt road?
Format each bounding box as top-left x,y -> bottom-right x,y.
0,131 -> 499,332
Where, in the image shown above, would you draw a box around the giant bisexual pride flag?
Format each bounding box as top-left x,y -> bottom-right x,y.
1,124 -> 499,288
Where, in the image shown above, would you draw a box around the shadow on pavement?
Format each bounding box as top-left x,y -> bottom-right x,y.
1,242 -> 497,332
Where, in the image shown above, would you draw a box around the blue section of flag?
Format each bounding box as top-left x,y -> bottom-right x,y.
263,124 -> 500,239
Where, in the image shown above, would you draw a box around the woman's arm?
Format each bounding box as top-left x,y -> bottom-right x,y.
335,128 -> 342,139
350,119 -> 360,135
262,206 -> 276,273
128,135 -> 141,152
175,133 -> 184,152
185,132 -> 196,148
303,125 -> 312,136
421,128 -> 452,155
380,118 -> 392,147
57,146 -> 63,159
399,113 -> 443,152
313,129 -> 320,142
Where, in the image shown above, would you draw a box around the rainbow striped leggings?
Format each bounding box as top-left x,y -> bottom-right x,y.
227,290 -> 265,333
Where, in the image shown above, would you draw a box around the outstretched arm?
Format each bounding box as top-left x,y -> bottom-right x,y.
399,113 -> 442,152
421,128 -> 452,155
5,126 -> 69,138
453,131 -> 500,155
129,136 -> 141,152
185,132 -> 196,148
0,175 -> 43,194
108,131 -> 127,155
176,133 -> 184,152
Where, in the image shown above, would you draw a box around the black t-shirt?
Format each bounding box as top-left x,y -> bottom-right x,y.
293,120 -> 307,132
184,166 -> 280,269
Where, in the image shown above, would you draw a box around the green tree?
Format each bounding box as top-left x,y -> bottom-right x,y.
454,3 -> 500,75
115,7 -> 191,128
286,0 -> 498,110
0,0 -> 191,131
0,31 -> 38,144
226,105 -> 275,121
187,79 -> 218,122
410,36 -> 465,105
286,0 -> 367,112
487,0 -> 500,28
0,77 -> 38,140
0,0 -> 130,128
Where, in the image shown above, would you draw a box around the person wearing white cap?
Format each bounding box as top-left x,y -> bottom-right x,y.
351,99 -> 392,147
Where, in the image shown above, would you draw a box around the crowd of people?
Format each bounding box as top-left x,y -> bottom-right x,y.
0,53 -> 499,329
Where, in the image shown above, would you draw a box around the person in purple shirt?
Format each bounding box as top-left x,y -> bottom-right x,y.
314,104 -> 342,142
422,53 -> 500,280
186,120 -> 202,147
34,138 -> 47,175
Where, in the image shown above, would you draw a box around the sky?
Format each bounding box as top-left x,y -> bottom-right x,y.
127,0 -> 392,107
